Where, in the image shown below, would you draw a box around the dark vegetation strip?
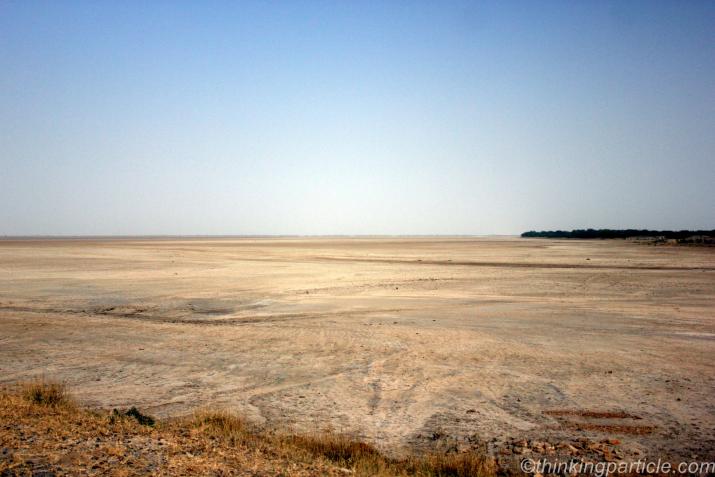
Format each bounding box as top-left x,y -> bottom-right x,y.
521,229 -> 715,239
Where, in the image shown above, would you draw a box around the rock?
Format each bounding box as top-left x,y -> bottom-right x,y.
532,441 -> 546,451
565,444 -> 579,454
33,471 -> 55,477
587,442 -> 603,452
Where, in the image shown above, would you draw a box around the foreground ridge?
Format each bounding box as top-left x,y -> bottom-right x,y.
0,381 -> 496,477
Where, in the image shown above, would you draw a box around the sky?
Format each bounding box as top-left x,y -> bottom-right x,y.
1,1 -> 713,236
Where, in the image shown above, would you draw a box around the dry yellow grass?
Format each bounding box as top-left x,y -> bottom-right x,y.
189,409 -> 496,476
21,379 -> 72,407
0,382 -> 498,476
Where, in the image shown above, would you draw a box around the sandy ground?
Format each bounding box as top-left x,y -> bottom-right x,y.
1,237 -> 714,461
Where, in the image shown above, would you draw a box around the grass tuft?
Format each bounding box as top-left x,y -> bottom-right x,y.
289,432 -> 383,464
415,451 -> 496,477
21,380 -> 71,407
190,409 -> 254,445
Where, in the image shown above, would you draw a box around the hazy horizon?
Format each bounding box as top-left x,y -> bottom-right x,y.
1,229 -> 714,240
2,1 -> 714,235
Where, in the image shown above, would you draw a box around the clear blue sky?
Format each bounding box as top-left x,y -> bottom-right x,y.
1,1 -> 713,235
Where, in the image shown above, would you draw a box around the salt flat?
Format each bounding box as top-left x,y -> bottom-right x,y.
1,237 -> 713,460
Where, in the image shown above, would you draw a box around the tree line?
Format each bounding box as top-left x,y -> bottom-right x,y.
520,229 -> 715,239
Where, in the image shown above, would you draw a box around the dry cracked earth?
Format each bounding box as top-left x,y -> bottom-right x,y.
1,237 -> 714,465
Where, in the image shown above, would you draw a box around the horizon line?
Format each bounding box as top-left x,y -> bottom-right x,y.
0,234 -> 520,240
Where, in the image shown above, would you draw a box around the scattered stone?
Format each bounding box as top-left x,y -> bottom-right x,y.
112,407 -> 155,427
565,444 -> 579,454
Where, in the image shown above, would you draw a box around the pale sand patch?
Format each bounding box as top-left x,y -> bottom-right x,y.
0,237 -> 713,459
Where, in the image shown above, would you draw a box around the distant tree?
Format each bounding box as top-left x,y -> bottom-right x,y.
520,229 -> 715,239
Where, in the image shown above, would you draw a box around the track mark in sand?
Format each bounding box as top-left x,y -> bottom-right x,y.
0,304 -> 406,326
366,360 -> 386,416
245,370 -> 349,400
545,410 -> 641,419
545,409 -> 655,435
314,256 -> 714,272
368,381 -> 381,415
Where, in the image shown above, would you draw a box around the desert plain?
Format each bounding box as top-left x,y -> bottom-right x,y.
1,237 -> 714,461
